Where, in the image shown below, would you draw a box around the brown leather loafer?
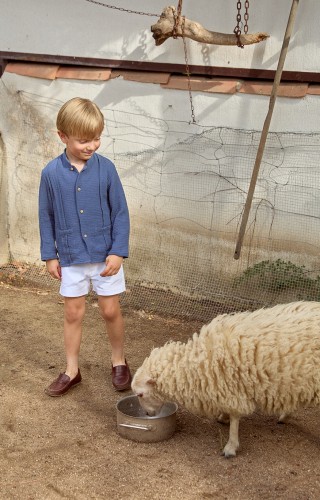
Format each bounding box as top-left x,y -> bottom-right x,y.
112,360 -> 132,391
45,369 -> 82,397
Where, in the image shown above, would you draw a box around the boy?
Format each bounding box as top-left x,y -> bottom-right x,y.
39,97 -> 131,396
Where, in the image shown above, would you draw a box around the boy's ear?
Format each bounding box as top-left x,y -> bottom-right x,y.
57,130 -> 68,144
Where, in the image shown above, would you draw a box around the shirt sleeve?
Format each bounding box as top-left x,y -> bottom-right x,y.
38,171 -> 58,261
107,164 -> 130,258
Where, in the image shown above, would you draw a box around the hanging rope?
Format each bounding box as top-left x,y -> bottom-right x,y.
173,0 -> 183,38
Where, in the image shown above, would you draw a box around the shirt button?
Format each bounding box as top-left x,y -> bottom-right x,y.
80,209 -> 84,214
77,187 -> 81,191
70,167 -> 74,171
83,234 -> 87,238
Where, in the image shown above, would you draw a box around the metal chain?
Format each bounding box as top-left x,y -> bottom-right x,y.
84,0 -> 158,17
181,16 -> 196,124
244,0 -> 250,34
234,0 -> 250,48
234,1 -> 244,48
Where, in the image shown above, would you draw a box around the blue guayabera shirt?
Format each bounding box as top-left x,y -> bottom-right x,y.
39,151 -> 130,267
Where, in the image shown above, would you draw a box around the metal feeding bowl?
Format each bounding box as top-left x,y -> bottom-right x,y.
116,395 -> 178,443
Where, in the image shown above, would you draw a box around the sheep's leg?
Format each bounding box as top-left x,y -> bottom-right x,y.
222,415 -> 240,458
217,413 -> 230,424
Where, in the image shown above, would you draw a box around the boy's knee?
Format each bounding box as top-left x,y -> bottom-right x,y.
64,302 -> 85,323
100,306 -> 118,322
99,297 -> 121,321
99,301 -> 121,322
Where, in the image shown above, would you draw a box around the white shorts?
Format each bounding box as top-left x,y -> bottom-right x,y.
60,262 -> 126,298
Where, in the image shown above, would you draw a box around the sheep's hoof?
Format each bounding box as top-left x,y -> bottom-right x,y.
222,444 -> 237,458
278,412 -> 289,424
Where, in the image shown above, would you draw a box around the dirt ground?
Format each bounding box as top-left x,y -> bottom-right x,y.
1,283 -> 320,500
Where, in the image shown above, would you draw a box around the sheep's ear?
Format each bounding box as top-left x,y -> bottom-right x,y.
147,378 -> 156,385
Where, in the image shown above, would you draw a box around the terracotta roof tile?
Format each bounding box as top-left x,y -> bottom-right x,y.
56,66 -> 112,81
110,70 -> 170,84
3,62 -> 315,99
238,81 -> 308,98
161,76 -> 239,94
5,62 -> 59,80
307,85 -> 320,95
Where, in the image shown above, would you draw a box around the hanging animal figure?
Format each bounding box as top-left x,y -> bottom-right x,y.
131,301 -> 320,457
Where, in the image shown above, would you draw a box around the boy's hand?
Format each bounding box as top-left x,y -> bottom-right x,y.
46,259 -> 62,280
100,255 -> 123,277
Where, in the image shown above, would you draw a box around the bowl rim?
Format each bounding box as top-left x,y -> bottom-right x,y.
116,394 -> 178,419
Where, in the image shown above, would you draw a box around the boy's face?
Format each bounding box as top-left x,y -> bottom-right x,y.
58,132 -> 101,164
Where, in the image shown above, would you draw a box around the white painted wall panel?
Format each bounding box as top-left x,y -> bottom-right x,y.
0,0 -> 318,72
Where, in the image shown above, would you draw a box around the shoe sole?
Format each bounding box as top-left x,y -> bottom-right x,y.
112,382 -> 132,391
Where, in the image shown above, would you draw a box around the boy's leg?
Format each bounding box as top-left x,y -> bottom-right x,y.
98,294 -> 132,390
64,295 -> 86,379
98,294 -> 125,365
45,261 -> 90,396
45,295 -> 85,396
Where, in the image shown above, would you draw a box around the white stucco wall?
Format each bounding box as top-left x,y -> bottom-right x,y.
1,72 -> 320,288
0,0 -> 318,73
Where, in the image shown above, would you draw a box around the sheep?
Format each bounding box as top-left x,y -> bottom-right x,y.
131,301 -> 320,457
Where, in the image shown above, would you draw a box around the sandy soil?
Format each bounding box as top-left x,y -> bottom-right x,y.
1,282 -> 320,500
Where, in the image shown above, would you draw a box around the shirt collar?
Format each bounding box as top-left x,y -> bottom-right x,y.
60,150 -> 97,171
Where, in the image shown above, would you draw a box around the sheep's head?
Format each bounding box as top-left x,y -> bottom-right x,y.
131,366 -> 164,416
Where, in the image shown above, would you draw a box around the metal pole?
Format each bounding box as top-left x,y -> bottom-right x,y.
233,0 -> 300,260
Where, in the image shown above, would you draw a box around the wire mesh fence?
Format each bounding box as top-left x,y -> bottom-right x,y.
1,96 -> 320,321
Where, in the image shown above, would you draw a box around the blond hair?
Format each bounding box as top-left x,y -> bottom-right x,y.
56,97 -> 104,138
